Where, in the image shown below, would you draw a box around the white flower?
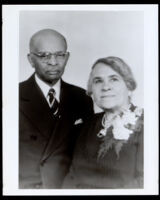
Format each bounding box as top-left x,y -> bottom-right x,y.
111,115 -> 133,140
97,105 -> 143,159
111,106 -> 142,141
121,110 -> 137,126
112,122 -> 133,140
97,105 -> 143,141
134,107 -> 143,117
97,128 -> 107,138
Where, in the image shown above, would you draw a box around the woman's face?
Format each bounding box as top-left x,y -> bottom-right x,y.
91,63 -> 130,112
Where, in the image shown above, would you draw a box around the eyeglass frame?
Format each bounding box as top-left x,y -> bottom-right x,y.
30,51 -> 69,62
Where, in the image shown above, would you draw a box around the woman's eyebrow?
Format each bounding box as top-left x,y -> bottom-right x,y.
109,74 -> 120,78
93,77 -> 102,80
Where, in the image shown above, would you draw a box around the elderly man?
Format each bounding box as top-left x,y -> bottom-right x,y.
19,29 -> 93,189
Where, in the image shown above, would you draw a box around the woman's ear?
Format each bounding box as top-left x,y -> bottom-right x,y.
128,91 -> 132,101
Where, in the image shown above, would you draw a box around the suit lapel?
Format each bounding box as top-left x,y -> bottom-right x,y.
20,75 -> 54,136
40,80 -> 73,162
58,80 -> 71,116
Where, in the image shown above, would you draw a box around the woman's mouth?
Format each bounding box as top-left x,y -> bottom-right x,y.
101,95 -> 115,98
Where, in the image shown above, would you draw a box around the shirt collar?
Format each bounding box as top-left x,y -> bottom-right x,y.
35,74 -> 61,102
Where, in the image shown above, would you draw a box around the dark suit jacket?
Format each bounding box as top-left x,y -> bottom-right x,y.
19,74 -> 93,189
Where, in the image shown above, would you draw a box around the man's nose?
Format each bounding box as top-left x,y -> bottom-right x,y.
47,55 -> 57,65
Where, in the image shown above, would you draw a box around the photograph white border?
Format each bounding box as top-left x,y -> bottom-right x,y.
2,4 -> 159,195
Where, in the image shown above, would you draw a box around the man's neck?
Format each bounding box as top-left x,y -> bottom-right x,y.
37,75 -> 60,87
35,74 -> 61,102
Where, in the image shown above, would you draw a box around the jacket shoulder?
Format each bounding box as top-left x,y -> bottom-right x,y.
62,81 -> 94,117
19,79 -> 29,90
19,75 -> 36,101
19,75 -> 34,89
62,81 -> 92,102
62,81 -> 86,94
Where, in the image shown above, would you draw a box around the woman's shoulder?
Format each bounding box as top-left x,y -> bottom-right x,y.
130,104 -> 144,116
76,112 -> 104,142
89,112 -> 104,122
81,112 -> 104,131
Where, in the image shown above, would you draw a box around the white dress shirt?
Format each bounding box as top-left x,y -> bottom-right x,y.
35,74 -> 61,107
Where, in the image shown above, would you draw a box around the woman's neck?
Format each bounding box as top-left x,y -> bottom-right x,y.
104,104 -> 131,120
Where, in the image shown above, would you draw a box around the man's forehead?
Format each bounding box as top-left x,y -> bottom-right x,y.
35,30 -> 63,39
30,29 -> 67,52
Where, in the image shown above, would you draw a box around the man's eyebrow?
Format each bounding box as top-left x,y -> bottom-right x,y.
36,51 -> 47,54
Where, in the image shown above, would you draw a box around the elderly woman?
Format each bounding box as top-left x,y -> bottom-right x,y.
62,56 -> 143,189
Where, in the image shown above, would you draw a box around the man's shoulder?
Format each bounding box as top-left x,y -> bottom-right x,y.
19,75 -> 36,100
19,75 -> 34,89
19,79 -> 29,89
62,81 -> 87,95
62,81 -> 93,109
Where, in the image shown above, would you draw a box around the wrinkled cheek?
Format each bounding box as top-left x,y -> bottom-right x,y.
37,68 -> 46,76
93,94 -> 101,107
60,67 -> 65,74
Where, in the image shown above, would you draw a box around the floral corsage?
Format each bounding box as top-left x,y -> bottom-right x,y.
97,105 -> 143,160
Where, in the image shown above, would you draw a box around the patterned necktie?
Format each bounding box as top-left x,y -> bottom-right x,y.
48,88 -> 59,115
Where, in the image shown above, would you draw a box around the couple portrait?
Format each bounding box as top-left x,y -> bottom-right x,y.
19,12 -> 143,189
3,5 -> 158,195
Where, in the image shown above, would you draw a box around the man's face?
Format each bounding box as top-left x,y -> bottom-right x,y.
28,31 -> 69,85
91,63 -> 129,112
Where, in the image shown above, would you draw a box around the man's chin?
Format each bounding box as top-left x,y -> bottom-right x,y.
43,77 -> 60,85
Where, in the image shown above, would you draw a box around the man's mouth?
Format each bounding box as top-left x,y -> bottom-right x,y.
46,70 -> 59,75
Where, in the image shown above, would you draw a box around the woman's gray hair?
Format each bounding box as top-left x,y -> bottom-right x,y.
87,56 -> 137,96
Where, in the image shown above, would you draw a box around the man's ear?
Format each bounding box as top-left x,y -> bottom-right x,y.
27,53 -> 35,68
65,52 -> 70,64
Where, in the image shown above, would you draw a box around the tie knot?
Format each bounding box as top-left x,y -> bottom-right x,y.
48,88 -> 56,105
48,88 -> 56,96
48,88 -> 59,115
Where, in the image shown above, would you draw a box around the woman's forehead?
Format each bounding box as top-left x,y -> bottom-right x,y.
92,63 -> 121,78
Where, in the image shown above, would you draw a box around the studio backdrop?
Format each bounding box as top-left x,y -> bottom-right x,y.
19,10 -> 144,109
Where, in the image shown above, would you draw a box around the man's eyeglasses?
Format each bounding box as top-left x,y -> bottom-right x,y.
31,51 -> 69,62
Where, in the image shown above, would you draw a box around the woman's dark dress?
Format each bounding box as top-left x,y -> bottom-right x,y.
62,108 -> 143,189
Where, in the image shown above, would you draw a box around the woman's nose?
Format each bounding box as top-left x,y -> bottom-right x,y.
102,81 -> 111,91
